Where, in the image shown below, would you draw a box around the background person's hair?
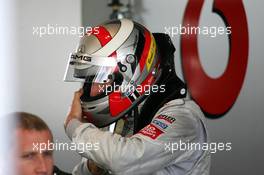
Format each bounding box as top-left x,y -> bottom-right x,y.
13,112 -> 51,132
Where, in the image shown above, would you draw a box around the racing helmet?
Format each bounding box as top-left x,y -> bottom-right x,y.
64,19 -> 161,127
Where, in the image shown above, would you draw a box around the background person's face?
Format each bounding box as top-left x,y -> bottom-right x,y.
16,129 -> 54,175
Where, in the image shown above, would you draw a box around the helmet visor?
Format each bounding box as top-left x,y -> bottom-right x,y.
64,53 -> 118,83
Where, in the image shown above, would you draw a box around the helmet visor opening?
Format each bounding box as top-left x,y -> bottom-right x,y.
64,53 -> 118,83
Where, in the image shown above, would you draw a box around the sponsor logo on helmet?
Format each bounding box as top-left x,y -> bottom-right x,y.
156,115 -> 176,124
70,54 -> 91,62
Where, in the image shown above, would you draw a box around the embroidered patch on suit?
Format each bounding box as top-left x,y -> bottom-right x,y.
139,124 -> 164,139
156,115 -> 176,124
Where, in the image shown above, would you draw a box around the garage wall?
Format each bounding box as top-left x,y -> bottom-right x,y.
16,0 -> 82,172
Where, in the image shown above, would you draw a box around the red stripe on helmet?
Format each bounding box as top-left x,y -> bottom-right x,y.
139,30 -> 152,72
90,26 -> 117,57
90,26 -> 112,46
109,92 -> 132,117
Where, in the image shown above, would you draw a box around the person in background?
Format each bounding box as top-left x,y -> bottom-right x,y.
14,112 -> 71,175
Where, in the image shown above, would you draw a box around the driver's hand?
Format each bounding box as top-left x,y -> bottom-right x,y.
64,89 -> 83,128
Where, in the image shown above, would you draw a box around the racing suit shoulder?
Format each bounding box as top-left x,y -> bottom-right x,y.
136,98 -> 201,143
133,98 -> 211,175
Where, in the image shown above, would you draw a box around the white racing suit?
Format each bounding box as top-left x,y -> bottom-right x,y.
66,99 -> 211,175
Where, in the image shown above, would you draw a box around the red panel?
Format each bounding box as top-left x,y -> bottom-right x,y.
181,0 -> 249,115
139,30 -> 152,72
109,92 -> 132,117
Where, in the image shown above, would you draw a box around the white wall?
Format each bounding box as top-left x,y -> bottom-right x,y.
0,1 -> 18,174
16,0 -> 82,172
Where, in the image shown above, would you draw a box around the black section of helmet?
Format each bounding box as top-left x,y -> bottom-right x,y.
134,33 -> 187,133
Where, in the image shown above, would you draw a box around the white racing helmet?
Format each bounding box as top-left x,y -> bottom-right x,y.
64,19 -> 161,127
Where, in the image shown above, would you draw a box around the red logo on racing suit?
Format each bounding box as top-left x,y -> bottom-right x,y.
138,124 -> 164,139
